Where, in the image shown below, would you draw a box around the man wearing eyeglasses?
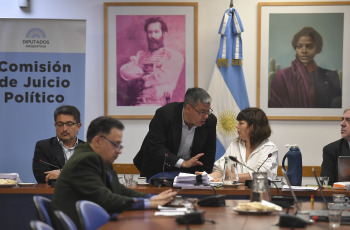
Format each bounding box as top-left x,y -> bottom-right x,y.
52,116 -> 177,229
134,87 -> 217,180
32,105 -> 84,183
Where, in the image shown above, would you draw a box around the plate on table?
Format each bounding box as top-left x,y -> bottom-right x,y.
233,201 -> 282,215
233,207 -> 273,215
0,183 -> 17,188
223,182 -> 243,188
18,183 -> 36,187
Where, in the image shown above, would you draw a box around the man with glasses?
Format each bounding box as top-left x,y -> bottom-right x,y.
134,87 -> 217,180
321,107 -> 350,185
52,116 -> 177,229
32,105 -> 84,183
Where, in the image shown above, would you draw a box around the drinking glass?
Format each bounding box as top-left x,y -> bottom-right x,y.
333,194 -> 349,205
118,176 -> 125,185
328,203 -> 343,229
124,174 -> 134,186
319,176 -> 329,186
184,198 -> 198,212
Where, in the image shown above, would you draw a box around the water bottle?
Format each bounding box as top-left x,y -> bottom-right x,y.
250,172 -> 270,202
282,145 -> 302,186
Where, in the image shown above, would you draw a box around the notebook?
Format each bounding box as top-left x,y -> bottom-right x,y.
338,156 -> 350,182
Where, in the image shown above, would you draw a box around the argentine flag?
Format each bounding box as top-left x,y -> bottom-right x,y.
208,8 -> 250,160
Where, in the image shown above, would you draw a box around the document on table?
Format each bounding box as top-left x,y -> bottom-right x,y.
154,206 -> 188,216
281,185 -> 318,191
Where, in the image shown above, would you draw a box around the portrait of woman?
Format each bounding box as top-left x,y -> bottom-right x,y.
197,107 -> 278,182
268,27 -> 342,108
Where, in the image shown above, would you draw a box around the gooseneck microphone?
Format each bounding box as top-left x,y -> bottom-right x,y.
160,154 -> 168,179
257,153 -> 272,172
39,159 -> 61,169
228,156 -> 256,172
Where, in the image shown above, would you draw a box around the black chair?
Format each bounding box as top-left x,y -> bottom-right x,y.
33,195 -> 52,226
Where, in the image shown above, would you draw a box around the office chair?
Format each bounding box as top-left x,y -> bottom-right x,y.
33,195 -> 52,226
54,210 -> 77,230
29,220 -> 54,230
76,200 -> 110,230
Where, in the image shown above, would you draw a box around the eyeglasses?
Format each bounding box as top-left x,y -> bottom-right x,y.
55,121 -> 78,127
100,135 -> 124,151
189,104 -> 213,116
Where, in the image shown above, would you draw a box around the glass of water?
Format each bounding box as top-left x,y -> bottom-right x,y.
319,176 -> 329,186
328,203 -> 343,229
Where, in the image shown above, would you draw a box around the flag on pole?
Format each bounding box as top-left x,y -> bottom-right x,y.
208,8 -> 250,160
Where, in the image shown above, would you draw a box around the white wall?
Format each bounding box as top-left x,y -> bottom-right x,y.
2,0 -> 347,185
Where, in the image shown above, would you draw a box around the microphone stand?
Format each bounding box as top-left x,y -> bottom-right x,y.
228,156 -> 256,172
150,154 -> 174,187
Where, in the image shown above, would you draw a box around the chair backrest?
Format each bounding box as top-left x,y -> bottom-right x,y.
54,210 -> 77,230
29,220 -> 54,230
33,195 -> 52,226
75,200 -> 110,230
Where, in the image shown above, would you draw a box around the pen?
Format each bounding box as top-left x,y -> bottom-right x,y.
310,195 -> 314,210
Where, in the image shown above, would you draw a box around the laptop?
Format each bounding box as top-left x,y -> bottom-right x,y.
338,156 -> 350,182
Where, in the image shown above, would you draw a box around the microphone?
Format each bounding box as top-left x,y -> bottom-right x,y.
257,153 -> 272,172
150,154 -> 173,187
160,154 -> 168,179
40,159 -> 61,169
228,156 -> 256,172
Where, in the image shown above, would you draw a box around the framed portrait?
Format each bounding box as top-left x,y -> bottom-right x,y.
257,2 -> 350,120
104,2 -> 198,119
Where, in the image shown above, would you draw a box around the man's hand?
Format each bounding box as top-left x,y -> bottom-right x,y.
150,189 -> 177,208
181,153 -> 204,168
44,169 -> 61,183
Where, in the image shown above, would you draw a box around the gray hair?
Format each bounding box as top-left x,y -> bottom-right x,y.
183,87 -> 211,107
344,107 -> 350,113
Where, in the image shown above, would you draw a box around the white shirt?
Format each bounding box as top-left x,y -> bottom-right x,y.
174,109 -> 197,168
213,139 -> 279,180
57,137 -> 79,162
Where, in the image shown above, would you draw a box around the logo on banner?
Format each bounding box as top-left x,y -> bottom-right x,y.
23,28 -> 50,48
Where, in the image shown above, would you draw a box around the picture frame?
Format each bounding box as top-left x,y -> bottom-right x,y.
257,2 -> 350,120
104,2 -> 198,119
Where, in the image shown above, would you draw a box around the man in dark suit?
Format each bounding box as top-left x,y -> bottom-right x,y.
321,107 -> 350,185
133,87 -> 217,180
52,116 -> 177,229
32,105 -> 84,183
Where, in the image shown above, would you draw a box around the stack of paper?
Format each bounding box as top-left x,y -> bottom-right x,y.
281,185 -> 318,191
333,182 -> 350,190
0,173 -> 22,183
173,172 -> 211,189
154,206 -> 188,216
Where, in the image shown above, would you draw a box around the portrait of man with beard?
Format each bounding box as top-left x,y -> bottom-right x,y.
118,16 -> 185,106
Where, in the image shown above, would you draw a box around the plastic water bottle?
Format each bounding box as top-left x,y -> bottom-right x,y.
282,145 -> 302,186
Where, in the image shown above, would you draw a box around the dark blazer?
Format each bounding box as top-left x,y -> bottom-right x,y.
32,137 -> 85,183
133,102 -> 217,179
52,143 -> 146,229
321,138 -> 350,185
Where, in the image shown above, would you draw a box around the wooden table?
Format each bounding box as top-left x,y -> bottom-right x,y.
99,200 -> 349,230
1,183 -> 349,230
131,184 -> 350,201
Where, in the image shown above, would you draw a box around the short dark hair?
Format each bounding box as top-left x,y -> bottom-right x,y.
144,17 -> 168,33
54,105 -> 81,123
183,87 -> 212,108
86,116 -> 124,143
292,27 -> 323,54
237,107 -> 271,147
